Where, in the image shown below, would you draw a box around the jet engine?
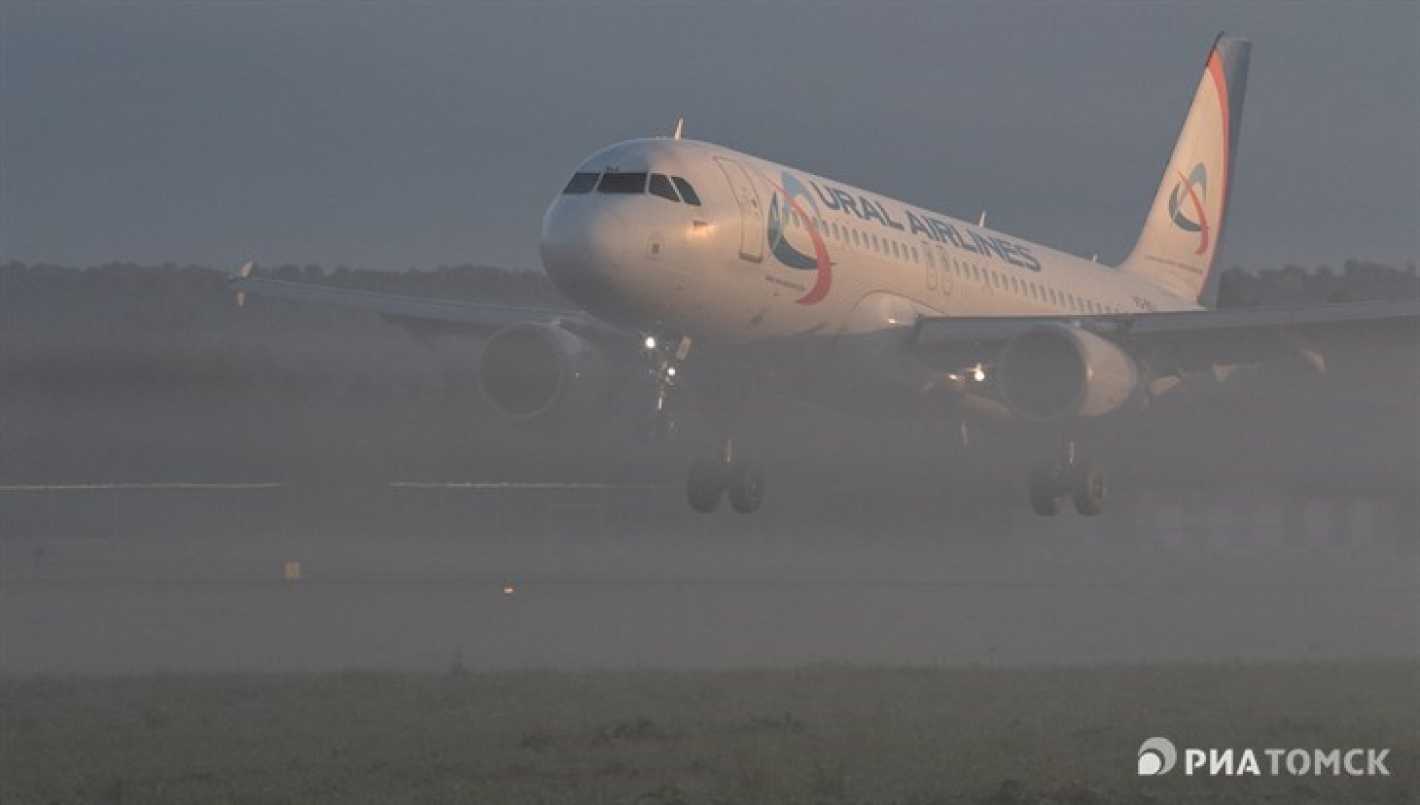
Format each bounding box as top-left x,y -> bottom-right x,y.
997,324 -> 1141,421
478,323 -> 608,423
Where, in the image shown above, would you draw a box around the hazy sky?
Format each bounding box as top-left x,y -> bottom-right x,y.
5,2 -> 1416,272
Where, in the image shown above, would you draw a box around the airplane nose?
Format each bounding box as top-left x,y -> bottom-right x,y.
539,199 -> 629,298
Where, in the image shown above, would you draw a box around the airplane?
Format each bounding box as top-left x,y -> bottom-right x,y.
231,33 -> 1418,516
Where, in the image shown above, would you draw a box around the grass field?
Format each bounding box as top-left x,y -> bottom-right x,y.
2,662 -> 1414,804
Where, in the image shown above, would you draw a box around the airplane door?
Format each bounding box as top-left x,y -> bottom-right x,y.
714,157 -> 764,263
933,244 -> 953,298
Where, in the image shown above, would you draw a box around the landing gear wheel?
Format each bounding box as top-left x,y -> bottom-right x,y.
686,457 -> 728,514
1028,464 -> 1060,517
1071,463 -> 1106,517
727,461 -> 766,514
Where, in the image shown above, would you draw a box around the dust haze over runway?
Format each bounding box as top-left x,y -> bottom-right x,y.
1,266 -> 1415,674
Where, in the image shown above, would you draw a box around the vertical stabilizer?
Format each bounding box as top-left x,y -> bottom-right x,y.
1120,34 -> 1250,308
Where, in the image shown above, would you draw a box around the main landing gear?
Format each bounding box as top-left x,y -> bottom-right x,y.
686,439 -> 765,514
1027,439 -> 1106,517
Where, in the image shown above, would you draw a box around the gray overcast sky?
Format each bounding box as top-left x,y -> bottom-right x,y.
4,2 -> 1416,272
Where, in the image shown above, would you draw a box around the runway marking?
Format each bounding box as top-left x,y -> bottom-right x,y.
389,481 -> 670,490
0,482 -> 283,493
6,574 -> 1414,594
0,481 -> 669,493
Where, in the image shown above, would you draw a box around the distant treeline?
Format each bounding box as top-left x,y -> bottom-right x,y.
0,261 -> 569,313
1,259 -> 1415,312
1216,260 -> 1419,306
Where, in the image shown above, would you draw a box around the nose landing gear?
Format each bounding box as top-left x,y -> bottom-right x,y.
641,337 -> 767,515
642,335 -> 692,442
1028,439 -> 1106,516
686,439 -> 765,514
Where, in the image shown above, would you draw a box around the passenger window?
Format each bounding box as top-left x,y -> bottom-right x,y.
648,173 -> 680,202
563,172 -> 599,194
671,176 -> 702,206
598,172 -> 647,194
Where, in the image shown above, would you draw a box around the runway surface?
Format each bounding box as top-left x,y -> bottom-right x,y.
2,482 -> 1414,674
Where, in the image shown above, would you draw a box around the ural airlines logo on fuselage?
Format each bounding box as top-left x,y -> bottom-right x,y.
765,171 -> 834,305
761,169 -> 1044,306
1167,162 -> 1211,255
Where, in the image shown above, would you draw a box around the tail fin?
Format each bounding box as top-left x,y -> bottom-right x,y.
1120,34 -> 1250,308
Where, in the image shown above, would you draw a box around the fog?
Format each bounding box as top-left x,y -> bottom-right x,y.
2,264 -> 1415,675
4,4 -> 1418,800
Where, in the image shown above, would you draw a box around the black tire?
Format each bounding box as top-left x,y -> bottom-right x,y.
1072,463 -> 1106,516
686,457 -> 727,513
727,461 -> 766,514
1028,465 -> 1059,516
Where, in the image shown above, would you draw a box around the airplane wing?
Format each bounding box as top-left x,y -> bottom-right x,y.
228,262 -> 626,342
909,299 -> 1419,374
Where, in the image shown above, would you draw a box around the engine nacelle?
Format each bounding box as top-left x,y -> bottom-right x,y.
478,323 -> 607,423
997,324 -> 1140,421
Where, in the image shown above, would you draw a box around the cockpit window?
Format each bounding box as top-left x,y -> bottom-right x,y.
562,172 -> 599,194
648,173 -> 680,202
597,172 -> 648,194
671,176 -> 701,206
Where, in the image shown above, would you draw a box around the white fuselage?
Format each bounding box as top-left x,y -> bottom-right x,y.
539,138 -> 1200,346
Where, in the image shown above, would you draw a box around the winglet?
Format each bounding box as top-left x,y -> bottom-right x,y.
672,117 -> 685,141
